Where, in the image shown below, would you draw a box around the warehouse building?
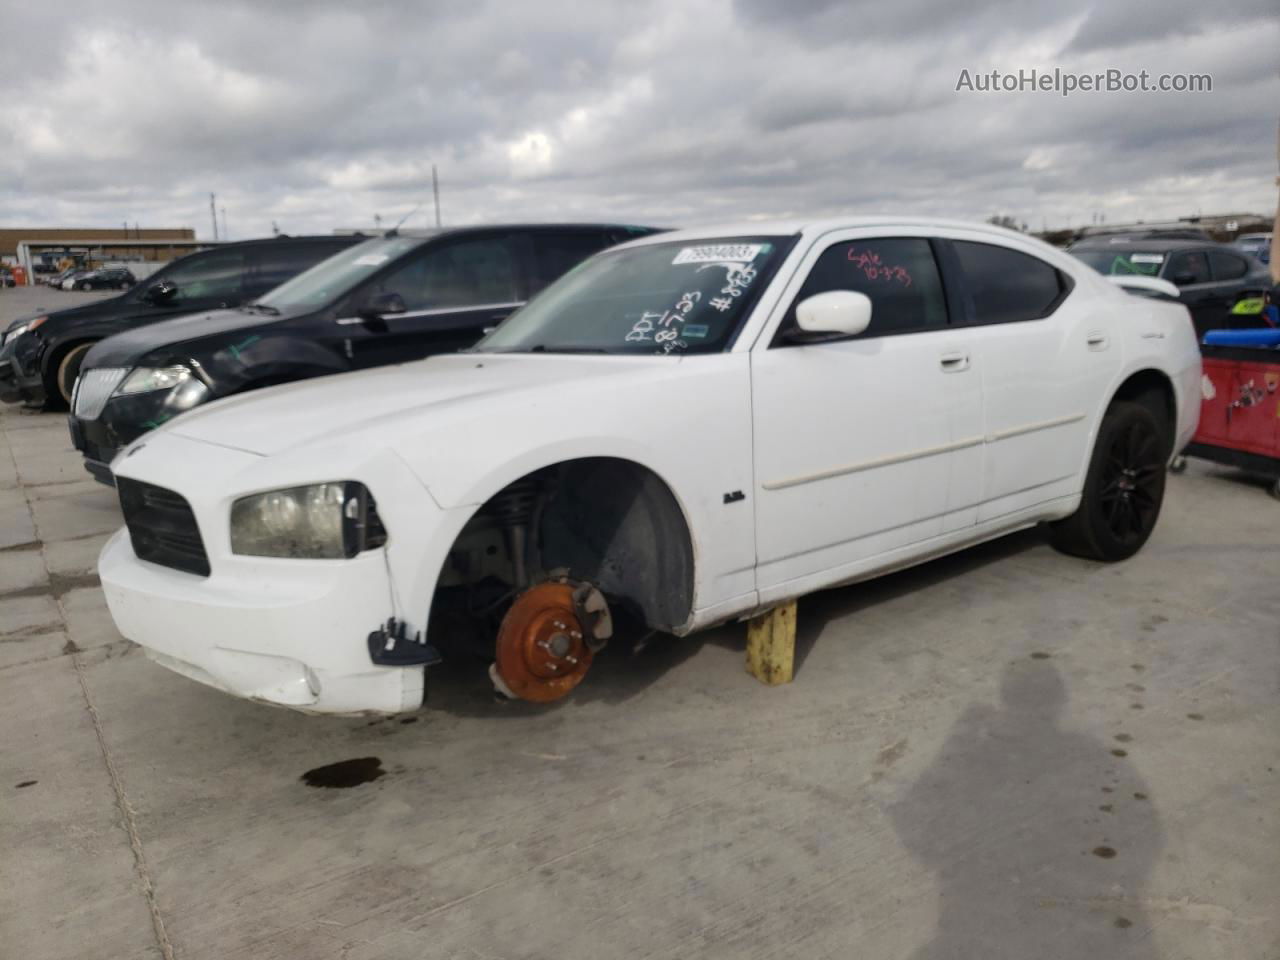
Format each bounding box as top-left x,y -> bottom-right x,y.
0,226 -> 203,284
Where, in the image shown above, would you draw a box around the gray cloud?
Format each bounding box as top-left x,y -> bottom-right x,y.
0,0 -> 1275,240
1066,0 -> 1278,52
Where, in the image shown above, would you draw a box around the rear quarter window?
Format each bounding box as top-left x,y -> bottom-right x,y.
1164,250 -> 1211,285
953,240 -> 1070,324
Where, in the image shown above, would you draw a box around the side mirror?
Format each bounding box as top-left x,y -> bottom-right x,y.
792,290 -> 873,340
1171,272 -> 1198,287
144,280 -> 178,304
358,291 -> 407,320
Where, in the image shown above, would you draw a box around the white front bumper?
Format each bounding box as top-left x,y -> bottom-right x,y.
99,527 -> 422,716
100,429 -> 458,714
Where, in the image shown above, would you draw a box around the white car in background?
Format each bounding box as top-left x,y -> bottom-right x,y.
98,218 -> 1201,715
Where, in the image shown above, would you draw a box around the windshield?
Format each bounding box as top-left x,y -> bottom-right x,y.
476,236 -> 789,355
255,236 -> 423,312
1072,249 -> 1165,276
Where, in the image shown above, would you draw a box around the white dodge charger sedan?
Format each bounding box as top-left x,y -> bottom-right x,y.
98,218 -> 1201,714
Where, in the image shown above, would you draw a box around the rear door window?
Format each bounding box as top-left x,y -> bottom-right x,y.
246,242 -> 349,296
375,236 -> 521,311
783,237 -> 948,339
1165,250 -> 1211,285
953,241 -> 1068,324
1208,250 -> 1248,281
156,249 -> 248,304
527,231 -> 614,295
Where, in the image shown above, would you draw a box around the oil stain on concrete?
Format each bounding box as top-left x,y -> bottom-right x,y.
300,757 -> 386,789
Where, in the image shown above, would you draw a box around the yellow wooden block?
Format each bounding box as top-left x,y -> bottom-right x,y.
745,600 -> 797,686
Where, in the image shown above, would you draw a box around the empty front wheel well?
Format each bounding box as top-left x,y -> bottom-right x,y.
432,458 -> 695,639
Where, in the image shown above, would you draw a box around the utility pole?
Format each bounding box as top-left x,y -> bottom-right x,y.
210,193 -> 219,241
432,164 -> 441,227
221,207 -> 228,241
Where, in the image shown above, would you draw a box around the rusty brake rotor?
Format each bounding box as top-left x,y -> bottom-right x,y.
492,579 -> 611,703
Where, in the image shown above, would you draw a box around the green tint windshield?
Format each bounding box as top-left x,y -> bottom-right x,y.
256,236 -> 424,311
475,236 -> 789,355
1072,249 -> 1165,277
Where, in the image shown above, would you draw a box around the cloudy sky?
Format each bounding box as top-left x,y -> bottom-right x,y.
1,0 -> 1276,239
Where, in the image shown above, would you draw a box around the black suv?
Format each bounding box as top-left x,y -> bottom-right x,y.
72,267 -> 137,291
1070,237 -> 1272,337
0,235 -> 360,408
70,223 -> 659,483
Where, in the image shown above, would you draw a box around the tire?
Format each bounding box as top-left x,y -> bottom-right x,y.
1051,402 -> 1168,562
52,342 -> 95,409
78,281 -> 91,291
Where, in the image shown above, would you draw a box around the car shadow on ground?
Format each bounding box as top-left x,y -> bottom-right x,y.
705,523 -> 1055,676
418,619 -> 709,718
1192,462 -> 1278,495
420,524 -> 1056,719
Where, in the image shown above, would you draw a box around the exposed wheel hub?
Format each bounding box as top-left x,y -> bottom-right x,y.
492,579 -> 612,703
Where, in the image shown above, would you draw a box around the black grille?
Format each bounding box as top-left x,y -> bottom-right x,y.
117,478 -> 210,576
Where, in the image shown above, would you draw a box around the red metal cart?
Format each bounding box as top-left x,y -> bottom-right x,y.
1176,340 -> 1280,499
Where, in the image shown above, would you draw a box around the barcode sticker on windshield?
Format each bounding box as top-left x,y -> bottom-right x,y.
1129,253 -> 1164,263
673,244 -> 764,265
354,254 -> 390,266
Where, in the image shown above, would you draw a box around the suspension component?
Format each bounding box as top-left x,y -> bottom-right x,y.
492,578 -> 612,702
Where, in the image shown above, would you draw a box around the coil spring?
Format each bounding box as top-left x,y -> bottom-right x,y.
483,477 -> 540,527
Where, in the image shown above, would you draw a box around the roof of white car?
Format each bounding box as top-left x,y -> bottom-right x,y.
623,216 -> 1032,246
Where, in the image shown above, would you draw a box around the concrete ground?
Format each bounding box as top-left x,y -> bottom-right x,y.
1,284 -> 1277,959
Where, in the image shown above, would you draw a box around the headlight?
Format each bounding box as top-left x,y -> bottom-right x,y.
3,316 -> 44,346
117,365 -> 191,395
230,481 -> 387,559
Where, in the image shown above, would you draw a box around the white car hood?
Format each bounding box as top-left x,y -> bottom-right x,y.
165,353 -> 670,457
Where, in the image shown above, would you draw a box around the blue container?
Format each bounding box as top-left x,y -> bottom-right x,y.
1202,328 -> 1280,348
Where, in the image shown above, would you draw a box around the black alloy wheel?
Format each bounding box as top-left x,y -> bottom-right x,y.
1051,401 -> 1168,562
1097,417 -> 1164,547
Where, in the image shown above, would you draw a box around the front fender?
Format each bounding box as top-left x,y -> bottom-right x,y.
193,335 -> 349,395
389,354 -> 759,630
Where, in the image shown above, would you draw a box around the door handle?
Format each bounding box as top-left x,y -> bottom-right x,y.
1086,331 -> 1109,350
939,351 -> 970,372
